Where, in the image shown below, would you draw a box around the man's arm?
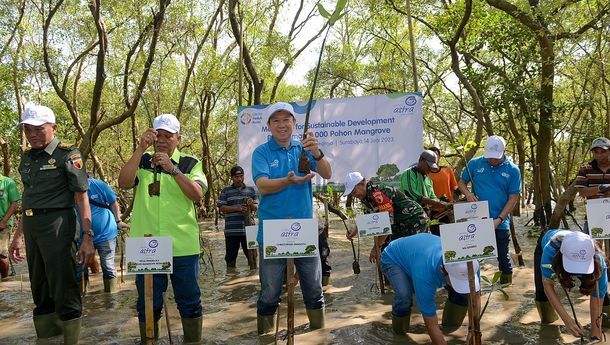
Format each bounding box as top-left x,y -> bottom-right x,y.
119,129 -> 156,189
457,179 -> 478,202
9,219 -> 24,262
494,194 -> 519,228
172,172 -> 203,201
255,172 -> 315,195
0,201 -> 19,230
302,130 -> 332,179
110,200 -> 129,231
74,191 -> 95,266
423,315 -> 446,345
542,278 -> 584,337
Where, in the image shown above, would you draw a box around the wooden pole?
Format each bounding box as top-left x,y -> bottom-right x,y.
163,290 -> 173,345
509,213 -> 525,266
466,261 -> 481,345
144,234 -> 154,345
405,0 -> 419,92
375,239 -> 385,294
286,258 -> 295,345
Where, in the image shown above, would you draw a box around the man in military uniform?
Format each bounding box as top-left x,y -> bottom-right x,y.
9,104 -> 94,345
344,171 -> 428,262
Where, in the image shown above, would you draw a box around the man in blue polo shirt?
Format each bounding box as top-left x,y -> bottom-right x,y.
457,135 -> 521,285
251,101 -> 332,334
217,165 -> 258,270
381,233 -> 480,342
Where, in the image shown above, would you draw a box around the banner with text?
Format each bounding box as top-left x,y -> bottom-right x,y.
237,93 -> 423,186
125,237 -> 173,274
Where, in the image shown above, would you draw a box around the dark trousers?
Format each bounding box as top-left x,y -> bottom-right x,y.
224,234 -> 248,266
319,224 -> 331,276
23,210 -> 81,320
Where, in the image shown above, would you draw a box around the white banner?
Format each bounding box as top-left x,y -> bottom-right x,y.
586,203 -> 610,239
237,93 -> 423,187
125,237 -> 173,274
262,219 -> 318,259
245,225 -> 258,249
440,219 -> 497,264
355,212 -> 392,237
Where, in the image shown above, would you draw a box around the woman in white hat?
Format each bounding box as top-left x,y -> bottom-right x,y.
536,230 -> 608,341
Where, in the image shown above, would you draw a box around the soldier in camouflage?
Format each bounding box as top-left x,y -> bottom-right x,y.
344,172 -> 428,262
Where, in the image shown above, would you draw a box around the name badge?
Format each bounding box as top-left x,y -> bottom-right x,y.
40,164 -> 57,170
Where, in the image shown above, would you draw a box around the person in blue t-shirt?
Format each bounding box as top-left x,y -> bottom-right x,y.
534,230 -> 607,341
457,135 -> 521,284
76,178 -> 128,293
380,233 -> 480,344
251,102 -> 332,334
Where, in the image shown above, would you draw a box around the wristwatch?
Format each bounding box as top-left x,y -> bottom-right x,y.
169,165 -> 181,176
314,149 -> 325,161
83,229 -> 95,237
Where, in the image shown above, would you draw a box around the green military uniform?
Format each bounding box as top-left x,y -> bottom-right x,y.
361,182 -> 428,240
19,138 -> 88,322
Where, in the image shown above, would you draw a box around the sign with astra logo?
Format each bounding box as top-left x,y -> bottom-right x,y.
125,236 -> 173,274
453,201 -> 490,222
439,218 -> 496,264
245,225 -> 259,249
585,201 -> 610,239
355,212 -> 391,238
263,219 -> 318,259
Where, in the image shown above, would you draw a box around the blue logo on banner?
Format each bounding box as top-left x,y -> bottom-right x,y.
291,222 -> 301,231
405,96 -> 417,106
149,240 -> 159,248
467,224 -> 477,233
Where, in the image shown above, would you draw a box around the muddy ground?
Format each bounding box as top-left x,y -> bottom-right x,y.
0,204 -> 606,344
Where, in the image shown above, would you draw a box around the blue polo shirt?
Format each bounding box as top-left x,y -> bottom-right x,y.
380,234 -> 448,317
77,178 -> 118,245
540,229 -> 607,298
461,156 -> 521,230
251,137 -> 317,244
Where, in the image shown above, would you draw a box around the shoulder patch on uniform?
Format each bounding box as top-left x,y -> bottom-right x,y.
178,156 -> 200,174
69,153 -> 83,169
58,143 -> 76,150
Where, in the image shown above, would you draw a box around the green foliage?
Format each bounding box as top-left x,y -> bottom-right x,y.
480,271 -> 510,319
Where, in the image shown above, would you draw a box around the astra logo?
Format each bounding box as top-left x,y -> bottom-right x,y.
291,222 -> 301,231
405,96 -> 417,106
501,172 -> 510,178
270,159 -> 279,168
471,204 -> 478,210
149,240 -> 159,248
467,224 -> 477,233
477,168 -> 484,173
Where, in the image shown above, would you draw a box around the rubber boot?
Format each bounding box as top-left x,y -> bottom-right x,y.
103,278 -> 117,293
391,314 -> 411,335
321,274 -> 330,287
33,313 -> 63,338
181,316 -> 203,344
257,314 -> 276,334
500,273 -> 513,285
139,322 -> 159,344
535,300 -> 559,323
306,308 -> 325,330
441,300 -> 468,332
62,317 -> 81,345
602,305 -> 610,328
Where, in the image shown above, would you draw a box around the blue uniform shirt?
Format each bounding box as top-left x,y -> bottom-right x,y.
252,136 -> 317,244
461,156 -> 521,230
380,233 -> 448,317
76,178 -> 118,245
541,229 -> 608,298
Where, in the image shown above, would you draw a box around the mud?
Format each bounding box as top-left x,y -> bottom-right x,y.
0,210 -> 606,344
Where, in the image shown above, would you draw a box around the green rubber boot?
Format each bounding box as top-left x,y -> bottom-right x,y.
391,314 -> 411,335
33,313 -> 62,339
182,316 -> 203,344
535,300 -> 558,324
257,314 -> 276,334
139,322 -> 159,344
441,300 -> 468,332
62,317 -> 81,345
103,278 -> 117,293
306,308 -> 325,329
500,273 -> 513,285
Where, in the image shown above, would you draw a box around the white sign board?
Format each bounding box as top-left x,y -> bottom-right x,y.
246,225 -> 258,249
453,201 -> 490,222
238,93 -> 423,186
440,218 -> 496,264
355,212 -> 392,237
586,203 -> 610,239
586,197 -> 610,205
262,219 -> 318,259
125,237 -> 173,274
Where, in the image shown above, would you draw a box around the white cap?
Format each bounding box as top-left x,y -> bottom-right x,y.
484,135 -> 506,159
344,171 -> 364,196
266,102 -> 295,120
560,231 -> 595,274
153,114 -> 180,133
445,260 -> 480,294
20,105 -> 56,126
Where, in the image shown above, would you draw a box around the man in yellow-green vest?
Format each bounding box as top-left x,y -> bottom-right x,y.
119,114 -> 207,344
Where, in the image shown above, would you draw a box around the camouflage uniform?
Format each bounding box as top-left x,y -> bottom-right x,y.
361,182 -> 428,240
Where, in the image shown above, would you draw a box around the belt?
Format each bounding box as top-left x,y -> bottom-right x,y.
23,208 -> 71,217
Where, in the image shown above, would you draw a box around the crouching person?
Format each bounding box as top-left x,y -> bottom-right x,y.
380,233 -> 480,344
